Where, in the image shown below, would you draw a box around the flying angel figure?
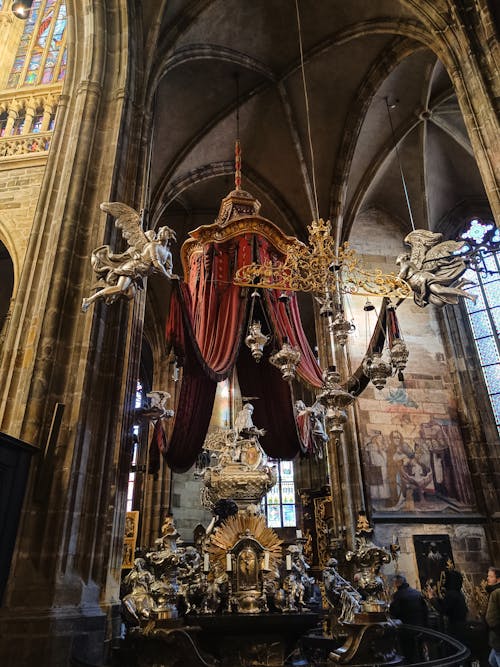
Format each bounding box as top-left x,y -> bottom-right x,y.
82,202 -> 177,312
396,229 -> 477,308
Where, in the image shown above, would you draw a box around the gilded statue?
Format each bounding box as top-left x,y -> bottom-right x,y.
396,229 -> 476,308
82,202 -> 177,312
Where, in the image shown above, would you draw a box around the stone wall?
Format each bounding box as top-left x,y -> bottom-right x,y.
0,162 -> 45,275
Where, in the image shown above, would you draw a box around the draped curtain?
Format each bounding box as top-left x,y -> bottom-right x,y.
164,232 -> 324,471
163,230 -> 390,471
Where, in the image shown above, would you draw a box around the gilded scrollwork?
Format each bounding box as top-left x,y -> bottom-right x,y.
233,218 -> 411,299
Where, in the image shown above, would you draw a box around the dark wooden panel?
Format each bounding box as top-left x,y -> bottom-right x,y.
0,432 -> 37,605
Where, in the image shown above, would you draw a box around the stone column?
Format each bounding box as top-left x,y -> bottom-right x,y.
40,98 -> 54,132
0,2 -> 143,666
4,105 -> 17,136
22,96 -> 35,135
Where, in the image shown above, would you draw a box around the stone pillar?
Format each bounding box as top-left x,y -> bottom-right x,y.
41,99 -> 54,132
22,97 -> 35,135
0,2 -> 142,666
4,105 -> 17,136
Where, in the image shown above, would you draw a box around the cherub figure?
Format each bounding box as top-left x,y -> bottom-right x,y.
396,229 -> 477,308
82,202 -> 177,312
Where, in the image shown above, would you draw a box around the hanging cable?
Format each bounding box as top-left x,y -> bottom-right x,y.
234,72 -> 242,190
295,0 -> 320,222
384,97 -> 415,231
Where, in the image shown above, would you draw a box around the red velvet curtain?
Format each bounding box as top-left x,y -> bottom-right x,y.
164,238 -> 250,471
164,229 -> 391,471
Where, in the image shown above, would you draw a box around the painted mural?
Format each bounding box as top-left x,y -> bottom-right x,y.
359,393 -> 475,514
347,221 -> 477,517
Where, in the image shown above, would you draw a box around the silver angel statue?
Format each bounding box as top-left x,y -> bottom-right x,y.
396,229 -> 477,308
82,202 -> 177,312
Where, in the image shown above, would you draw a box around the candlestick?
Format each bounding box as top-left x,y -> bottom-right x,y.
286,554 -> 292,570
296,529 -> 302,539
263,551 -> 270,571
226,553 -> 232,572
203,553 -> 210,572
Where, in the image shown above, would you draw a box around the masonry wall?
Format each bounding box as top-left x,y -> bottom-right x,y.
0,162 -> 45,279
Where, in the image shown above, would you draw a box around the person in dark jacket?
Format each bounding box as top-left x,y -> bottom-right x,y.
390,574 -> 429,662
426,569 -> 468,638
390,574 -> 428,626
486,566 -> 500,667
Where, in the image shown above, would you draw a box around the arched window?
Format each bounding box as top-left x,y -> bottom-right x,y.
263,459 -> 296,528
12,107 -> 26,134
0,239 -> 14,344
0,111 -> 7,137
461,218 -> 500,435
7,0 -> 67,89
31,106 -> 44,133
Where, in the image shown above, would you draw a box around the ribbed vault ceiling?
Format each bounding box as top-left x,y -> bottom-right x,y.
144,0 -> 488,287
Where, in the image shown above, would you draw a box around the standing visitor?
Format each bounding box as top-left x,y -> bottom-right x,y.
486,567 -> 500,667
390,574 -> 429,626
426,569 -> 468,638
390,574 -> 429,663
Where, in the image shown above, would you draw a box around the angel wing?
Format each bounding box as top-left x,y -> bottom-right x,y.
422,239 -> 467,272
100,202 -> 149,253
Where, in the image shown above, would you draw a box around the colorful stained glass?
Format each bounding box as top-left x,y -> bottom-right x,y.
461,219 -> 493,244
266,505 -> 281,527
32,112 -> 43,133
280,460 -> 294,480
264,459 -> 296,527
6,1 -> 67,89
36,3 -> 56,49
57,47 -> 67,81
282,504 -> 297,527
476,336 -> 499,366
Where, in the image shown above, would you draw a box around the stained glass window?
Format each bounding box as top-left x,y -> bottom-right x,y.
461,219 -> 500,435
7,0 -> 67,88
263,459 -> 296,528
0,111 -> 7,137
127,380 -> 144,512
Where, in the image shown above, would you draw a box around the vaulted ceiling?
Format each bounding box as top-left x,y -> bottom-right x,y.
144,0 -> 489,289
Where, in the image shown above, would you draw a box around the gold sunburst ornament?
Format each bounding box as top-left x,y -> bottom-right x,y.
207,513 -> 283,572
234,218 -> 411,300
